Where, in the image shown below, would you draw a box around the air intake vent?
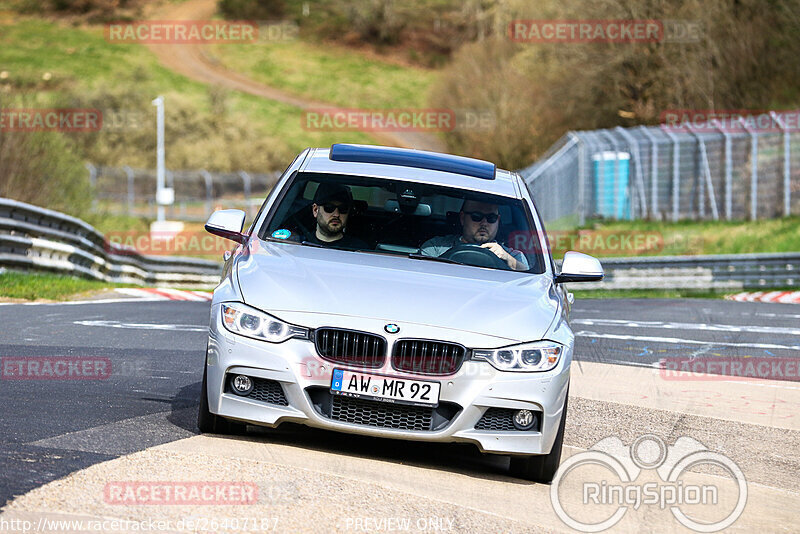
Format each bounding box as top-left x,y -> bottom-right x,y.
392,340 -> 466,376
315,328 -> 386,368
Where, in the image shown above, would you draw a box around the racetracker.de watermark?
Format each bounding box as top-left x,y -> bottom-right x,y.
302,108 -> 494,132
0,108 -> 102,132
660,109 -> 800,133
0,516 -> 279,533
508,20 -> 701,43
508,230 -> 664,255
106,231 -> 233,256
1,357 -> 111,380
551,434 -> 747,532
105,20 -> 258,43
104,481 -> 258,505
660,357 -> 800,382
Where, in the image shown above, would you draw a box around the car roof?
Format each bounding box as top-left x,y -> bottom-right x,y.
300,146 -> 521,198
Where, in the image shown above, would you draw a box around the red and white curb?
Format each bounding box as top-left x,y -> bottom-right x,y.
726,291 -> 800,304
115,288 -> 213,302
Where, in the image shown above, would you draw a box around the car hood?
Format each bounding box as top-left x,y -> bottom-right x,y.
235,240 -> 559,343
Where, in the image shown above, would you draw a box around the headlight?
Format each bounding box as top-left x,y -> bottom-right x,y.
220,302 -> 309,343
472,341 -> 563,372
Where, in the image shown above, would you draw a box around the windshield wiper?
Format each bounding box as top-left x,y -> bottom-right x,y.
407,253 -> 460,264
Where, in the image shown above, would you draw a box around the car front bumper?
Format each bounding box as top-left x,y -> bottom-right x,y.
205,305 -> 571,456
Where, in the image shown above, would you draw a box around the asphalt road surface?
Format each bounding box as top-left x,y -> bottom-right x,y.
0,297 -> 798,531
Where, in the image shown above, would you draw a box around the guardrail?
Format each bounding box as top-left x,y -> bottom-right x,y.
0,198 -> 222,288
563,252 -> 799,290
2,198 -> 796,291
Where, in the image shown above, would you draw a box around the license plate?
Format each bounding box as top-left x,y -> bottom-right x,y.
330,369 -> 440,407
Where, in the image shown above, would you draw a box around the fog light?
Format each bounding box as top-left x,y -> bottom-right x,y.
231,374 -> 253,395
513,409 -> 536,431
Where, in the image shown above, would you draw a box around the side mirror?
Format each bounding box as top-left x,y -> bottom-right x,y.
205,209 -> 247,244
554,251 -> 604,284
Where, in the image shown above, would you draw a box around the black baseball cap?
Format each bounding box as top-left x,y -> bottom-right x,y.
313,183 -> 353,206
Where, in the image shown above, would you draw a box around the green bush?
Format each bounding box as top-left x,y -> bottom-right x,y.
433,0 -> 800,167
63,80 -> 292,172
0,94 -> 92,216
429,38 -> 543,169
13,0 -> 143,21
218,0 -> 285,20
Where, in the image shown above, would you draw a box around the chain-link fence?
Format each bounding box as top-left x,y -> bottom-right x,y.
88,111 -> 799,227
520,112 -> 800,227
88,165 -> 281,222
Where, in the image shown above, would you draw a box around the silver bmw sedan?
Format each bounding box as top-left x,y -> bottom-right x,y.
198,144 -> 603,483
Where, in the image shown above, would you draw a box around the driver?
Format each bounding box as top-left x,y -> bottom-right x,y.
307,183 -> 367,249
419,200 -> 528,271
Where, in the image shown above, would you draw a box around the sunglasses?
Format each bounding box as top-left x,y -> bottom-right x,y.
321,203 -> 350,214
463,211 -> 499,223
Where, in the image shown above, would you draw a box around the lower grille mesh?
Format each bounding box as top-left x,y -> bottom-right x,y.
228,376 -> 289,406
475,408 -> 535,431
330,395 -> 433,431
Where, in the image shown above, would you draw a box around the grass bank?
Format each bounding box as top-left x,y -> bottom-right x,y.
0,18 -> 376,172
548,218 -> 800,258
571,289 -> 733,300
0,270 -> 130,301
209,39 -> 436,110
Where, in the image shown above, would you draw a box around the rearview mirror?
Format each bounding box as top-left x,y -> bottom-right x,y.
205,209 -> 247,244
554,251 -> 603,284
384,200 -> 432,216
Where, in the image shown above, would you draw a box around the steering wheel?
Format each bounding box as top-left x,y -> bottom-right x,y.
439,243 -> 509,270
283,210 -> 315,241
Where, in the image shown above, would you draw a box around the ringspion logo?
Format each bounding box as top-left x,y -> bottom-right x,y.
552,435 -> 747,532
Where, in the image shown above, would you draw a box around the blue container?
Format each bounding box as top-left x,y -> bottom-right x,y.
592,151 -> 631,219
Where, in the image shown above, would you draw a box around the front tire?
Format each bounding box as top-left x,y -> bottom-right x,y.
197,363 -> 247,435
509,393 -> 568,484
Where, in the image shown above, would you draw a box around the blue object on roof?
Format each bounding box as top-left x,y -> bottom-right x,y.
329,144 -> 496,180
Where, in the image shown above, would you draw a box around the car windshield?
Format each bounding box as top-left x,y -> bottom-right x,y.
259,172 -> 546,273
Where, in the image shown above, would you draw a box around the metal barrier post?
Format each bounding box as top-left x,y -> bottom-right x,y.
738,117 -> 759,220
166,170 -> 175,219
568,132 -> 586,226
614,127 -> 648,218
124,166 -> 134,216
239,171 -> 252,217
86,163 -> 97,211
686,126 -> 719,220
770,112 -> 791,216
637,126 -> 660,218
712,120 -> 733,220
200,169 -> 213,218
662,129 -> 681,221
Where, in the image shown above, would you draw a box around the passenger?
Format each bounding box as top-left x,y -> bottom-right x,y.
307,183 -> 367,249
419,199 -> 528,271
